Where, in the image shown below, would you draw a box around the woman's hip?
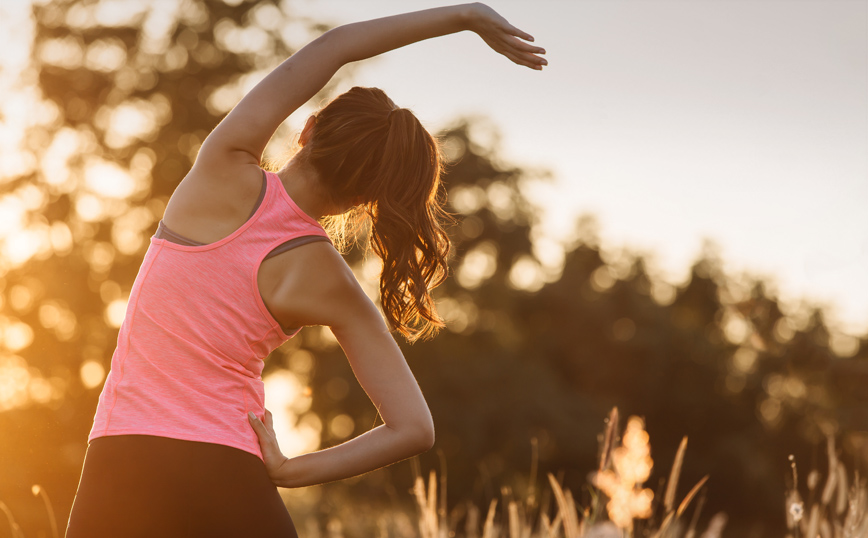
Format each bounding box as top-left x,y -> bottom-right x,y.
65,434 -> 298,538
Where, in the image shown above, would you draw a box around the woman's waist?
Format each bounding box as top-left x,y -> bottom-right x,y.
89,421 -> 263,460
87,433 -> 263,464
91,369 -> 265,458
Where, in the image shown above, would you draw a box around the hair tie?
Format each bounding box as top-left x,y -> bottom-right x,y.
386,108 -> 399,121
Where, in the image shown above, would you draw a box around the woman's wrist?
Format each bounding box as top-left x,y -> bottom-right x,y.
272,456 -> 299,488
458,3 -> 484,33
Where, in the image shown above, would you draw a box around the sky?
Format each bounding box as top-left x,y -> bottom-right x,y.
291,0 -> 868,336
0,0 -> 865,335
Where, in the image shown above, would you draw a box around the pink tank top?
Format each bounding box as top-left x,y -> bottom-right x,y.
88,170 -> 331,459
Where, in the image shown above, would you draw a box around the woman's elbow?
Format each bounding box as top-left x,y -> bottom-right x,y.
419,424 -> 436,453
407,420 -> 435,454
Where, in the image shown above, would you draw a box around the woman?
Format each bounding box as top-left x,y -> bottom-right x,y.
66,3 -> 545,536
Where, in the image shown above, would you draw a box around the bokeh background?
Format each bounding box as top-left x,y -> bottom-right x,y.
0,0 -> 865,536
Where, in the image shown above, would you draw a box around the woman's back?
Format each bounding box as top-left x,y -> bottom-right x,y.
89,168 -> 330,458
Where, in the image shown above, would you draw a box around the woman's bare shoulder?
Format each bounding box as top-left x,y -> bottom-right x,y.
161,161 -> 263,244
266,241 -> 377,330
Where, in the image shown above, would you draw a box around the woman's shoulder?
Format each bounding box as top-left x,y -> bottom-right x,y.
161,161 -> 264,244
265,241 -> 374,329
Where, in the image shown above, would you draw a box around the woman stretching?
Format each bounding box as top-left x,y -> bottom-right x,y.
65,3 -> 545,536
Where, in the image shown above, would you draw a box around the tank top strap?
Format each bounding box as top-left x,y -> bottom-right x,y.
261,169 -> 331,237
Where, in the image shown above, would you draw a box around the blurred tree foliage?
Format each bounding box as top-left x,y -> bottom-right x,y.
298,121 -> 868,536
1,1 -> 867,537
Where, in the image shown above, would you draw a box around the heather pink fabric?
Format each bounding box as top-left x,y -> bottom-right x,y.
89,170 -> 331,459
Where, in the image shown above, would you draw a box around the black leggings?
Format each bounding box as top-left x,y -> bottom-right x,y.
65,435 -> 298,538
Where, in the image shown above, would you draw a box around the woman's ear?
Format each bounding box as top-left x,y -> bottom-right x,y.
299,115 -> 316,147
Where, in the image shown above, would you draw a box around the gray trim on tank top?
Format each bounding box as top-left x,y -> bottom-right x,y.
154,170 -> 329,334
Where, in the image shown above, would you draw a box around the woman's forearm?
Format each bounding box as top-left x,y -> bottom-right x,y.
324,4 -> 477,65
274,423 -> 433,488
206,4 -> 479,161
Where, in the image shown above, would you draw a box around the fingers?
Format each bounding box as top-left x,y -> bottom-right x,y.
502,49 -> 546,70
497,33 -> 547,69
249,410 -> 281,443
511,38 -> 545,56
248,411 -> 263,432
248,411 -> 272,440
505,22 -> 534,43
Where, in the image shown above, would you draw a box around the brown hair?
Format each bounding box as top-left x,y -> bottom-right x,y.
300,86 -> 451,342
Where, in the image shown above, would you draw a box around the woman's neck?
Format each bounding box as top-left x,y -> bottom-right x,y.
277,157 -> 337,220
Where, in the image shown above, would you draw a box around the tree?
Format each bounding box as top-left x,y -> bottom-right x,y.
298,121 -> 867,535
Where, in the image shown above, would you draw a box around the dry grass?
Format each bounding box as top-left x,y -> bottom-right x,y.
785,436 -> 868,538
385,407 -> 720,538
6,408 -> 866,537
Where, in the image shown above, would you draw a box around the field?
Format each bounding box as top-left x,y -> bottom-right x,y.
3,407 -> 865,537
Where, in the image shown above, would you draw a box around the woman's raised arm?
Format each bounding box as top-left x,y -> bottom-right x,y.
197,3 -> 545,167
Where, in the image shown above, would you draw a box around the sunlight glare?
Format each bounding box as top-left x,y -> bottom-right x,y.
457,241 -> 498,289
101,99 -> 160,149
214,18 -> 271,55
437,296 -> 479,334
85,159 -> 137,198
287,349 -> 313,374
113,206 -> 154,255
54,309 -> 77,341
250,3 -> 285,32
80,360 -> 106,389
130,147 -> 157,179
591,266 -> 616,292
105,298 -> 128,328
9,285 -> 35,312
450,184 -> 486,215
17,184 -> 45,211
0,197 -> 25,236
732,347 -> 758,373
0,355 -> 30,411
532,235 -> 565,276
264,370 -> 320,458
28,377 -> 52,404
41,128 -> 82,188
49,221 -> 73,254
0,152 -> 37,180
92,0 -> 148,25
650,281 -> 677,306
508,254 -> 545,292
722,310 -> 750,345
39,302 -> 61,329
4,321 -> 34,352
84,37 -> 127,72
3,229 -> 45,268
329,414 -> 355,439
39,36 -> 83,69
486,181 -> 515,221
75,194 -> 106,222
84,241 -> 116,274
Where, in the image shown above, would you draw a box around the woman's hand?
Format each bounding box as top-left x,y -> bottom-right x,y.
466,3 -> 547,70
248,410 -> 291,487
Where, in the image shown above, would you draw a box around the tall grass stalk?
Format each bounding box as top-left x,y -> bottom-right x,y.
786,435 -> 868,538
31,485 -> 59,538
0,500 -> 24,538
398,409 -> 719,538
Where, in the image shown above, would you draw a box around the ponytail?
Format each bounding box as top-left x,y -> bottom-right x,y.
306,87 -> 452,342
